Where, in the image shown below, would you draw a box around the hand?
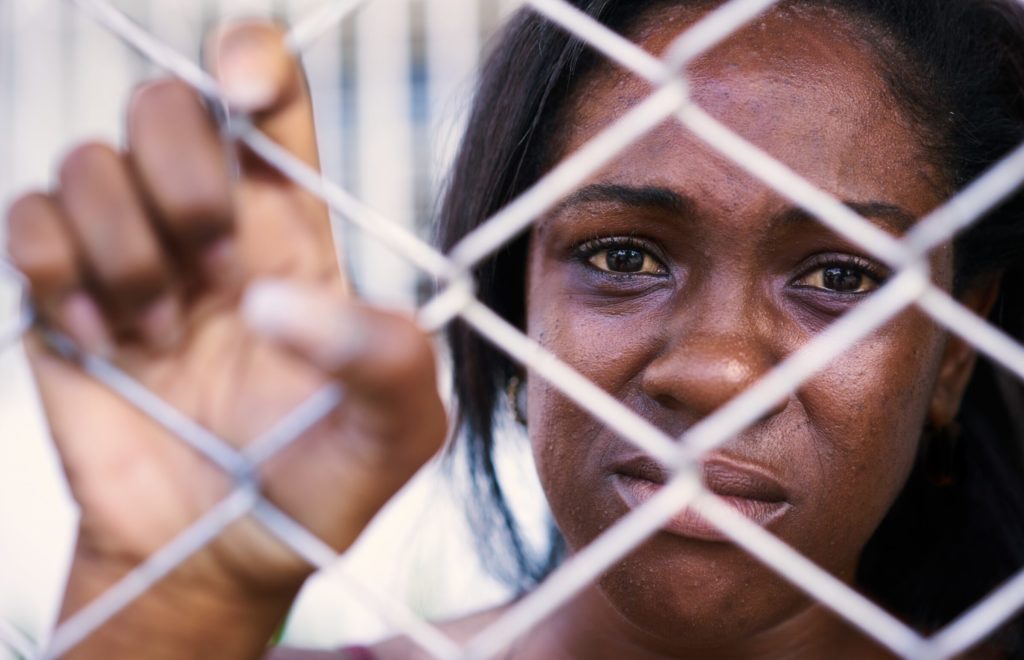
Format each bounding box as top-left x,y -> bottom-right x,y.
5,20 -> 446,658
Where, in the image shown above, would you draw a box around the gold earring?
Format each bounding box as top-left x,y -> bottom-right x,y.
507,375 -> 528,426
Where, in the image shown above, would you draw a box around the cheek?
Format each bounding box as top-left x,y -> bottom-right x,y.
525,274 -> 668,540
791,309 -> 945,565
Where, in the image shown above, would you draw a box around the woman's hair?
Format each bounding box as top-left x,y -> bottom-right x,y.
436,0 -> 1024,636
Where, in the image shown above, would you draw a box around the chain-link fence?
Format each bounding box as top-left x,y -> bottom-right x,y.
3,0 -> 1024,657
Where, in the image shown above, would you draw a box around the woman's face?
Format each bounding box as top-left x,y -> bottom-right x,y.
525,4 -> 963,649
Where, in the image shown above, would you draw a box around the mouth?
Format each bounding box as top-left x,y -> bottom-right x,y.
610,455 -> 792,543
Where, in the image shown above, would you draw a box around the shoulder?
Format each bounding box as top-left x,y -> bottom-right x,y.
264,604 -> 515,660
369,603 -> 515,660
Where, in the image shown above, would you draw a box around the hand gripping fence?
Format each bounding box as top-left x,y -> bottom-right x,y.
3,0 -> 1024,657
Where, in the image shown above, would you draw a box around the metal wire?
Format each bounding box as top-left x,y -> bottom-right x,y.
44,486 -> 260,659
0,616 -> 37,660
3,0 -> 1024,658
250,500 -> 464,660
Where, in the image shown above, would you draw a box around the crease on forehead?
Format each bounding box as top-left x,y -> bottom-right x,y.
571,3 -> 896,117
554,1 -> 948,210
562,2 -> 922,147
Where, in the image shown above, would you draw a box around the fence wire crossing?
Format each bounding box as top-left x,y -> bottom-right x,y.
1,0 -> 1024,658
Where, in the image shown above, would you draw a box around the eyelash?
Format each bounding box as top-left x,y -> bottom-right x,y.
572,236 -> 668,276
791,254 -> 888,294
571,239 -> 886,294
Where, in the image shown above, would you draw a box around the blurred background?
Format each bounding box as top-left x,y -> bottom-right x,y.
0,0 -> 550,655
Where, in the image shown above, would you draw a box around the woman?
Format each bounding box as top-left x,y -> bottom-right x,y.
5,0 -> 1024,657
443,0 -> 1024,649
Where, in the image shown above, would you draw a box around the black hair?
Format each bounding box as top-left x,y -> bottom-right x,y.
437,0 -> 1024,644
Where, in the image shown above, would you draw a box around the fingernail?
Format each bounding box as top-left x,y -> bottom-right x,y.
242,278 -> 315,339
243,279 -> 366,369
139,295 -> 183,350
59,292 -> 114,358
216,27 -> 277,112
222,76 -> 276,113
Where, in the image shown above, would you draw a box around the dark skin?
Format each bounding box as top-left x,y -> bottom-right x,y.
521,5 -> 997,659
6,23 -> 445,659
2,5 -> 999,660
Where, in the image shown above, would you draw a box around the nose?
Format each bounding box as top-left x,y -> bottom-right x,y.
640,332 -> 784,422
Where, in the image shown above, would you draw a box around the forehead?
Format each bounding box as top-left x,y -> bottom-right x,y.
560,3 -> 944,219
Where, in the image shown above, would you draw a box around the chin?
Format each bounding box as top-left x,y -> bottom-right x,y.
595,533 -> 812,651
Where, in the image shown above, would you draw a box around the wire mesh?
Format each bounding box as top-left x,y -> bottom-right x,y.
2,0 -> 1024,658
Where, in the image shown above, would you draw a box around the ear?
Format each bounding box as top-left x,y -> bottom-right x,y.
928,275 -> 1002,428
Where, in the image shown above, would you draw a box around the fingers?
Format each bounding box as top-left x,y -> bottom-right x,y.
243,279 -> 445,560
58,144 -> 182,348
7,141 -> 186,353
208,21 -> 320,170
127,80 -> 234,276
6,193 -> 114,356
6,194 -> 78,301
7,18 -> 337,358
205,20 -> 341,288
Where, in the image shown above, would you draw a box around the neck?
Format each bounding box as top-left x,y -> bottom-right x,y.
519,585 -> 895,660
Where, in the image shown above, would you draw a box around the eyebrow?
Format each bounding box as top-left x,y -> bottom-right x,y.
553,183 -> 695,217
840,201 -> 918,235
552,183 -> 918,235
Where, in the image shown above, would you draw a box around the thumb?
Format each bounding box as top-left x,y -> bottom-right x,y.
241,279 -> 439,396
208,20 -> 319,169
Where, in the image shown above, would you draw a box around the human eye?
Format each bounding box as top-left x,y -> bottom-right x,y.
573,237 -> 668,276
792,254 -> 886,294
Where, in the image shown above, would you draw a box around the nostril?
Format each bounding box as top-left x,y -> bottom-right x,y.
651,391 -> 686,412
641,334 -> 780,420
754,391 -> 789,423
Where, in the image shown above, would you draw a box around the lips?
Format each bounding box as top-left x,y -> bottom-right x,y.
610,455 -> 792,542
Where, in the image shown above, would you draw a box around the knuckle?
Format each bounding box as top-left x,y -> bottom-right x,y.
81,223 -> 165,298
7,192 -> 52,234
5,194 -> 76,290
101,264 -> 167,306
58,142 -> 118,184
129,79 -> 202,128
98,243 -> 164,287
164,194 -> 233,240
